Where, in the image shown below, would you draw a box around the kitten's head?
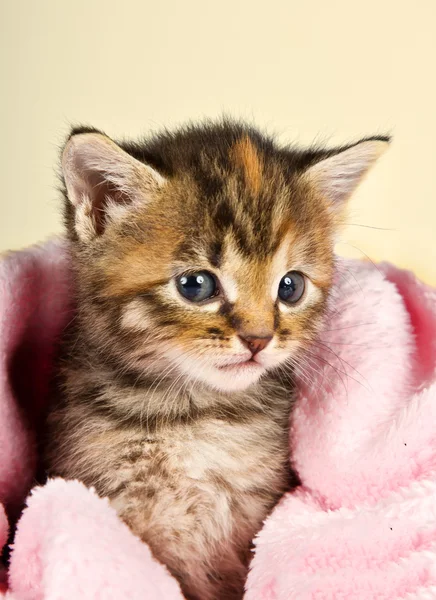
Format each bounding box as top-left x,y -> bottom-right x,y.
62,121 -> 388,392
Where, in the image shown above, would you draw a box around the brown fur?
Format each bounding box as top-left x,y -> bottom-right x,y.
231,136 -> 263,195
43,120 -> 389,599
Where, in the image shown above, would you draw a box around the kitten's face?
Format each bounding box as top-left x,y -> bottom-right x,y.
115,207 -> 333,392
63,124 -> 388,393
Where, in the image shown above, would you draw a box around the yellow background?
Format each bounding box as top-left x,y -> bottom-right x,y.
1,1 -> 435,283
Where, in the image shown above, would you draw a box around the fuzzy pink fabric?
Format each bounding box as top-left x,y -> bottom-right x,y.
0,240 -> 435,599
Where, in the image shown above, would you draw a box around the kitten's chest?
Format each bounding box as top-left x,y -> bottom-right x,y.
110,413 -> 290,525
166,417 -> 289,489
110,414 -> 290,552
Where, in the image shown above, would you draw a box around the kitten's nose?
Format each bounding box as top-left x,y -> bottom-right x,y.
238,334 -> 273,355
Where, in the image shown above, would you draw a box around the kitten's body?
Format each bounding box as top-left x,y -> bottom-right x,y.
44,121 -> 388,599
46,359 -> 292,599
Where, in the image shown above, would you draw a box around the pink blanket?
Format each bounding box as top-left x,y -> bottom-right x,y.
1,240 -> 435,599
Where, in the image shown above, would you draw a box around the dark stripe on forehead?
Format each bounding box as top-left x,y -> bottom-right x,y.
207,239 -> 222,268
219,196 -> 282,259
230,220 -> 277,259
195,172 -> 223,198
214,200 -> 234,230
231,224 -> 252,256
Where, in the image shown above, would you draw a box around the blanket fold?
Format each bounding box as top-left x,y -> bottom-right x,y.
0,240 -> 435,599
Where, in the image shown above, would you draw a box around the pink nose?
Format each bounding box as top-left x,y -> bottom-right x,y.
238,335 -> 273,355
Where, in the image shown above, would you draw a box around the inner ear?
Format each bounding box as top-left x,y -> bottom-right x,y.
62,132 -> 165,240
80,170 -> 131,235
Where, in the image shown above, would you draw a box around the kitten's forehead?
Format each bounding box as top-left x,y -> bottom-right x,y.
204,205 -> 334,312
95,134 -> 334,298
218,233 -> 293,309
218,229 -> 327,299
184,136 -> 325,263
221,230 -> 293,276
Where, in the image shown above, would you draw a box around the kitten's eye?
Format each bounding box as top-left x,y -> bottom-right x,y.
278,271 -> 305,304
176,271 -> 218,303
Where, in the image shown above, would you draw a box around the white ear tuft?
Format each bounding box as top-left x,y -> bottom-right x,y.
62,133 -> 165,241
304,139 -> 389,209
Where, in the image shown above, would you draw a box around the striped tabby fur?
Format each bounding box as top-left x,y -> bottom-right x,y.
44,120 -> 388,599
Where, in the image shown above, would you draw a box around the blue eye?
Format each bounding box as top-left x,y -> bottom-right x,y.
278,271 -> 305,304
176,271 -> 218,303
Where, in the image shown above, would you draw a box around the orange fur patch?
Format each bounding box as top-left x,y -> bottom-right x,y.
231,137 -> 263,195
99,217 -> 180,298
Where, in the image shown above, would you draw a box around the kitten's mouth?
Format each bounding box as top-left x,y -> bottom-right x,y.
216,357 -> 263,372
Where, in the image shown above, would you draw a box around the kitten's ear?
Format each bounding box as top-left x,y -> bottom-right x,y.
303,138 -> 390,211
62,132 -> 165,241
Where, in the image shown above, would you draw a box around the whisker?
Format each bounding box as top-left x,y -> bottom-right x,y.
346,223 -> 395,232
305,347 -> 371,395
340,242 -> 384,277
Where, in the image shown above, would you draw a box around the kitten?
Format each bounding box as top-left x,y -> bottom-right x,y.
44,121 -> 388,600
